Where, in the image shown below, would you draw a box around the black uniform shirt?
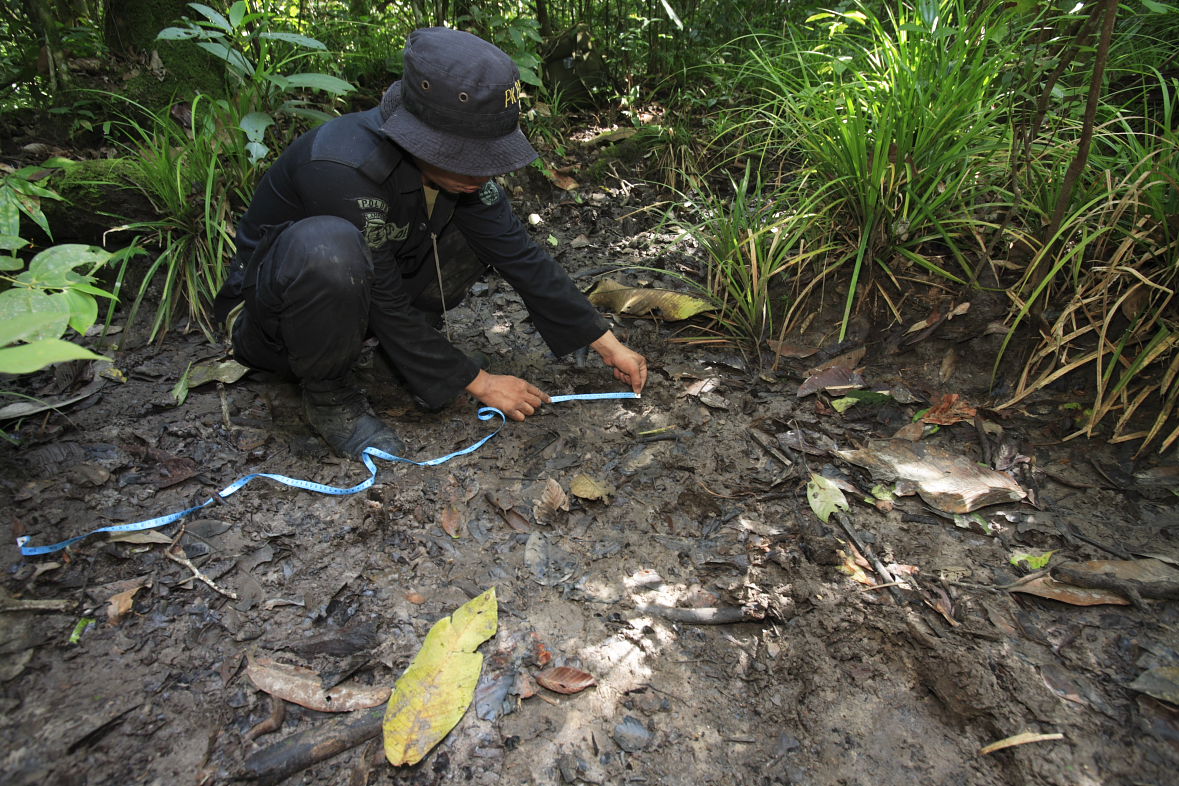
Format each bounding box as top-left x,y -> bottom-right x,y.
214,108 -> 609,407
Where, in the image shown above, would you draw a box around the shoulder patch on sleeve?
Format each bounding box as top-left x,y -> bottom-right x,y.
478,181 -> 501,205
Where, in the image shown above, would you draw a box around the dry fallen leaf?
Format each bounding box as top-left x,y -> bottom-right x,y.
533,478 -> 570,524
1008,576 -> 1131,606
892,422 -> 925,441
1128,666 -> 1179,705
766,340 -> 818,359
439,505 -> 462,538
797,366 -> 866,398
938,347 -> 958,384
804,346 -> 866,377
107,530 -> 174,545
515,672 -> 538,699
922,393 -> 977,426
535,666 -> 597,695
106,578 -> 150,624
500,507 -> 533,533
247,656 -> 391,712
586,278 -> 714,321
570,474 -> 613,502
547,171 -> 580,190
836,440 -> 1025,513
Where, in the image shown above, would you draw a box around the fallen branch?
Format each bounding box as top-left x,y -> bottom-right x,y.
0,593 -> 73,613
242,705 -> 383,784
165,545 -> 238,600
634,604 -> 755,625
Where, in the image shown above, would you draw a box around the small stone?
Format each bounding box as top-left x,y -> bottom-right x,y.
612,715 -> 652,752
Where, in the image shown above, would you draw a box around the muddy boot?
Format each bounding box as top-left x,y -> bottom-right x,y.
302,379 -> 406,459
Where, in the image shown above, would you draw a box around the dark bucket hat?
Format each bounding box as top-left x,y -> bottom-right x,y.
381,27 -> 538,177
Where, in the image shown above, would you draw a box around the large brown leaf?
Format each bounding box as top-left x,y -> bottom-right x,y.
247,656 -> 390,712
836,440 -> 1026,513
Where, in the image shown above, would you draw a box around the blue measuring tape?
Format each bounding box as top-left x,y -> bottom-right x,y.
17,392 -> 639,557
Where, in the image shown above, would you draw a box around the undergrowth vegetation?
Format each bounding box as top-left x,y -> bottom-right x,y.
674,0 -> 1179,451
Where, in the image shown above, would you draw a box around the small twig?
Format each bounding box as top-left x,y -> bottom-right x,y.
0,596 -> 74,613
165,545 -> 238,600
217,381 -> 233,432
833,511 -> 907,605
637,429 -> 693,444
748,427 -> 794,470
635,604 -> 755,625
860,581 -> 909,592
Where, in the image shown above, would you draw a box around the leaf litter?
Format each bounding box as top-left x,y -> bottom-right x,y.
3,163 -> 1177,786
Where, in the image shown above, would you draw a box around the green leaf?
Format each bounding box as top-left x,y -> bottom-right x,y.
68,282 -> 117,300
0,338 -> 108,374
260,31 -> 327,50
239,111 -> 275,143
831,396 -> 860,413
0,190 -> 19,237
1140,0 -> 1175,13
42,156 -> 77,170
0,233 -> 27,255
196,41 -> 253,77
21,244 -> 110,288
0,311 -> 62,347
187,2 -> 232,33
518,65 -> 542,88
11,189 -> 51,237
228,0 -> 248,29
9,177 -> 61,200
281,72 -> 355,95
171,361 -> 193,406
63,288 -> 98,335
1010,550 -> 1057,570
156,26 -> 201,41
279,105 -> 335,124
0,288 -> 71,342
807,473 -> 849,523
245,141 -> 270,164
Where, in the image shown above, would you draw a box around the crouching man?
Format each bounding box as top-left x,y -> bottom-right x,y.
213,27 -> 647,458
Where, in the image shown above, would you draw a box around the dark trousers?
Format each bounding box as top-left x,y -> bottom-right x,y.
231,215 -> 485,383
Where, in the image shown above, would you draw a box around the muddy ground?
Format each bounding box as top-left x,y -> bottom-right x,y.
2,172 -> 1178,786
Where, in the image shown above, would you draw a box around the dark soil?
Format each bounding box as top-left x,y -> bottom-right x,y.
3,166 -> 1178,786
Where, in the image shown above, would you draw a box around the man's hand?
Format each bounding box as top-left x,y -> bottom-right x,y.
590,331 -> 648,394
465,369 -> 551,421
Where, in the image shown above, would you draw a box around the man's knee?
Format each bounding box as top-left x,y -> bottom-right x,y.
271,215 -> 371,291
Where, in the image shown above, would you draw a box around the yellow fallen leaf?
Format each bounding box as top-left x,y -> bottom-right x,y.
586,279 -> 714,321
570,474 -> 612,502
383,588 -> 498,766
